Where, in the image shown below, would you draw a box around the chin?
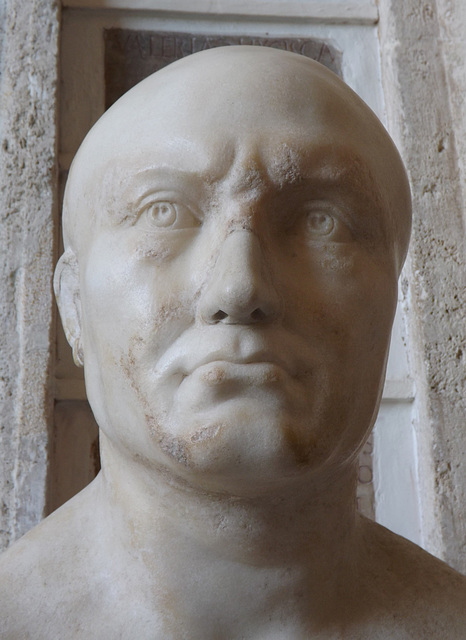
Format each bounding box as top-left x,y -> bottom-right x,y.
145,399 -> 336,495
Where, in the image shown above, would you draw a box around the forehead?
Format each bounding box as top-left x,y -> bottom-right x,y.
65,48 -> 410,266
77,75 -> 380,193
73,48 -> 394,195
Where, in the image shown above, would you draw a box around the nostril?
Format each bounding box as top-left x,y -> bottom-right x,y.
212,310 -> 228,322
251,308 -> 266,321
199,231 -> 281,325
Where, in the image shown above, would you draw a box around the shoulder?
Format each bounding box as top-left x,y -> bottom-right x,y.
0,482 -> 101,638
0,480 -> 163,639
357,516 -> 466,637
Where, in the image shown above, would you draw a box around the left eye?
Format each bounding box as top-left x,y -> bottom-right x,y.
307,211 -> 335,236
138,200 -> 200,230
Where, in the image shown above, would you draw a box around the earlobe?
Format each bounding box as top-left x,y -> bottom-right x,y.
54,248 -> 84,367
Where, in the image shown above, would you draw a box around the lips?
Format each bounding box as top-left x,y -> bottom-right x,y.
184,351 -> 293,377
151,325 -> 314,382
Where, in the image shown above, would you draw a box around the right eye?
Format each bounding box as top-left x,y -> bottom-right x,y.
144,201 -> 178,228
138,198 -> 200,230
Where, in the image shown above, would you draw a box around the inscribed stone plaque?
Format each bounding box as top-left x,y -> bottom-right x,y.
104,30 -> 343,109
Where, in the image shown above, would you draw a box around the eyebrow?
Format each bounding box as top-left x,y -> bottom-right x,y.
288,143 -> 386,202
306,159 -> 386,216
268,144 -> 382,194
104,166 -> 209,225
126,166 -> 208,191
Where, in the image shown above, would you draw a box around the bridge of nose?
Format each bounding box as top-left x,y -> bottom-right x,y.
198,229 -> 281,325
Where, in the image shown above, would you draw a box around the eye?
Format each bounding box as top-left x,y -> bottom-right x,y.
138,199 -> 200,230
300,202 -> 353,243
146,201 -> 177,227
307,211 -> 335,236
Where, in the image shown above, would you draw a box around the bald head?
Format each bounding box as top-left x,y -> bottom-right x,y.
63,45 -> 411,271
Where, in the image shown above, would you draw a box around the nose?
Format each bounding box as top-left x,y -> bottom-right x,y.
199,230 -> 282,325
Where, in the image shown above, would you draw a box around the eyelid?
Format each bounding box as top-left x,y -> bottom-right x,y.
304,199 -> 345,218
310,200 -> 354,222
135,189 -> 192,213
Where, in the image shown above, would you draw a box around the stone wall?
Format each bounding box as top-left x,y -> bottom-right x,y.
378,0 -> 466,572
0,0 -> 60,548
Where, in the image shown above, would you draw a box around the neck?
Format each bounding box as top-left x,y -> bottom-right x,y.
98,431 -> 360,563
95,432 -> 364,632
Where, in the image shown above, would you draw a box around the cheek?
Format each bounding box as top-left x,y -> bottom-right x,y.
343,254 -> 398,338
79,247 -> 199,439
284,246 -> 397,353
80,243 -> 201,366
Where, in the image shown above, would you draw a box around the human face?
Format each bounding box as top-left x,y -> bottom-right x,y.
71,53 -> 401,495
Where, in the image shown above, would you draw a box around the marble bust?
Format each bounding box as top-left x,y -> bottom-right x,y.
1,45 -> 466,638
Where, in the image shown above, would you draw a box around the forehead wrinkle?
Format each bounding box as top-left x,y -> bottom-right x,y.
266,143 -> 304,189
220,142 -> 270,199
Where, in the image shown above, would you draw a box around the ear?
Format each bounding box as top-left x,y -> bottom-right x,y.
54,248 -> 84,367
